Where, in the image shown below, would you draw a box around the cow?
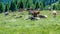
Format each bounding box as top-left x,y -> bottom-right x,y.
25,10 -> 40,20
4,11 -> 9,16
32,10 -> 40,17
29,10 -> 40,20
52,10 -> 57,18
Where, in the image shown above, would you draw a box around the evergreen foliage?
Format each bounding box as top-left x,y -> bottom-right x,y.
0,0 -> 60,13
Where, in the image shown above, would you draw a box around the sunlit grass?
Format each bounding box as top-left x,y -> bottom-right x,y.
0,10 -> 60,34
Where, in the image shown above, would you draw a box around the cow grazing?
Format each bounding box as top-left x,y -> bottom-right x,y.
4,12 -> 9,16
29,10 -> 40,20
28,10 -> 40,20
25,9 -> 40,20
52,10 -> 57,17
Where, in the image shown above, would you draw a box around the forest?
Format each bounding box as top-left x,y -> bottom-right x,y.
0,0 -> 60,13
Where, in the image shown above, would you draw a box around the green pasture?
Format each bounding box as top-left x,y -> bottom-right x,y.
0,10 -> 60,34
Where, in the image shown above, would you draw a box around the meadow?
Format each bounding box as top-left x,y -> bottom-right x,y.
0,10 -> 60,34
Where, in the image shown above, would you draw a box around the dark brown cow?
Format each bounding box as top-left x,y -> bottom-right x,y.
26,9 -> 40,20
32,10 -> 40,17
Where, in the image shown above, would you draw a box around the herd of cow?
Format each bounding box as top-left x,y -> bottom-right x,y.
4,8 -> 57,20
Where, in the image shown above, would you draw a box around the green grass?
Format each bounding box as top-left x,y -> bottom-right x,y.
0,10 -> 60,34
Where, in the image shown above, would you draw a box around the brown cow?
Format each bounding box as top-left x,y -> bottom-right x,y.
25,9 -> 40,20
32,10 -> 40,17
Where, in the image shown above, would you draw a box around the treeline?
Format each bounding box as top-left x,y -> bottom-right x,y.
0,0 -> 59,13
52,0 -> 60,10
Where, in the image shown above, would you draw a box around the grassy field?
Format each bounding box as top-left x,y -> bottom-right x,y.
0,10 -> 60,34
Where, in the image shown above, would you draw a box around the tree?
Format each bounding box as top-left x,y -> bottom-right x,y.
10,0 -> 17,11
35,2 -> 40,9
0,2 -> 5,13
5,1 -> 10,12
